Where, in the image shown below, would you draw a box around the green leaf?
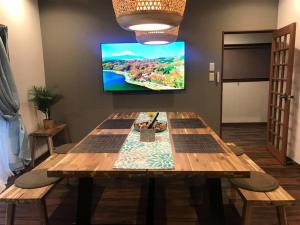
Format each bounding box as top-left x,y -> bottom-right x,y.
29,86 -> 63,119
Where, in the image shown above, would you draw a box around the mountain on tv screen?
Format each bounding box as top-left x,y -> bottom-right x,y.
101,42 -> 185,91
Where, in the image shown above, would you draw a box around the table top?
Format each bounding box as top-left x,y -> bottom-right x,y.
30,124 -> 67,137
47,112 -> 250,178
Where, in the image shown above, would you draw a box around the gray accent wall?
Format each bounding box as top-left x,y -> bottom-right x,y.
38,0 -> 278,141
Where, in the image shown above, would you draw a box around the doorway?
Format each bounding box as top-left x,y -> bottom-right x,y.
220,31 -> 273,147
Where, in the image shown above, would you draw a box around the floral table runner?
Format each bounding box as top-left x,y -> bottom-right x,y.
113,112 -> 174,170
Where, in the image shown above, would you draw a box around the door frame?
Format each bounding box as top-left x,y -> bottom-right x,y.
266,23 -> 297,165
219,29 -> 275,137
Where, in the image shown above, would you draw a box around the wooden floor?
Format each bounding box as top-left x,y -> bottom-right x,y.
221,123 -> 267,147
1,124 -> 300,225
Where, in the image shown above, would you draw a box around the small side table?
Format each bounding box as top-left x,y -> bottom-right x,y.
30,124 -> 70,167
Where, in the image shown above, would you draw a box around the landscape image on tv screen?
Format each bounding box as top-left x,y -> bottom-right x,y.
101,42 -> 185,91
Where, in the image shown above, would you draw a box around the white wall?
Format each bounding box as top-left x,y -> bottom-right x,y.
222,82 -> 269,123
222,32 -> 271,124
277,0 -> 300,164
0,0 -> 46,132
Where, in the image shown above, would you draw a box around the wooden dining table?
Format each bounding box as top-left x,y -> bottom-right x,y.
47,112 -> 251,225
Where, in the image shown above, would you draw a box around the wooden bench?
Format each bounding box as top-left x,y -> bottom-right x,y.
227,143 -> 295,225
0,154 -> 64,225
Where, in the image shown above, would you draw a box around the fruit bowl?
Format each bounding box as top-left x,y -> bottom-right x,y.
134,120 -> 167,133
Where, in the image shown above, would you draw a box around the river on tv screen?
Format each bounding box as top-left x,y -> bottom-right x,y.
101,42 -> 185,91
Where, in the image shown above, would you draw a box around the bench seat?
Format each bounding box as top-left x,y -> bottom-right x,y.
0,154 -> 64,225
227,143 -> 295,225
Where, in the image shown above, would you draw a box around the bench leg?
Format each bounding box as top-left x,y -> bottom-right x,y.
229,184 -> 239,204
37,199 -> 49,225
6,203 -> 16,225
242,202 -> 252,225
276,206 -> 288,225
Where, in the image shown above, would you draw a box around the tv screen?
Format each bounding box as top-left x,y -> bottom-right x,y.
101,42 -> 185,91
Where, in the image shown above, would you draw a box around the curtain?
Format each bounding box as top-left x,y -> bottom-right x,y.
0,118 -> 13,191
0,25 -> 30,191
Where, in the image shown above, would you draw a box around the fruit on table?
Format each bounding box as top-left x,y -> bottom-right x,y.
134,120 -> 167,133
147,112 -> 155,118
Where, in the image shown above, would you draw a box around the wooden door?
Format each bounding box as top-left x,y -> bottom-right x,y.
267,23 -> 296,165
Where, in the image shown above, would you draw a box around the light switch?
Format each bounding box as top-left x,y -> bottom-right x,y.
209,72 -> 215,81
209,62 -> 215,71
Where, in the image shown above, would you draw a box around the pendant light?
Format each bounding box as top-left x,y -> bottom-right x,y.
136,26 -> 179,45
112,0 -> 186,31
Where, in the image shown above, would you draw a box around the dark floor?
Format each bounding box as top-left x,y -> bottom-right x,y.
221,123 -> 267,147
1,124 -> 300,225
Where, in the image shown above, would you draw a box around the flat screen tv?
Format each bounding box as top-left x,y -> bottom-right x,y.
101,42 -> 185,91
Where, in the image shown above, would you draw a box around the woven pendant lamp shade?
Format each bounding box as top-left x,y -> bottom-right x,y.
112,0 -> 186,31
136,26 -> 179,45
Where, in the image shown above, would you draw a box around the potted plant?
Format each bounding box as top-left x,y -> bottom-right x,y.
29,86 -> 63,129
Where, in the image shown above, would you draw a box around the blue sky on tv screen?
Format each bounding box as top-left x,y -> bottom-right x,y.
101,41 -> 185,60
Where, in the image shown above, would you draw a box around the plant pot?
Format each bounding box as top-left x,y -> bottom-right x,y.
140,128 -> 155,142
43,119 -> 54,129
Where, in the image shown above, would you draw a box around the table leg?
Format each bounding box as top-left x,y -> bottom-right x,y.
146,177 -> 155,225
76,177 -> 94,225
30,136 -> 36,168
47,137 -> 54,155
64,126 -> 71,143
207,178 -> 225,225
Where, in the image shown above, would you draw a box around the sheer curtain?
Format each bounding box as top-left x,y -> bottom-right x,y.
0,118 -> 13,192
0,25 -> 30,192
